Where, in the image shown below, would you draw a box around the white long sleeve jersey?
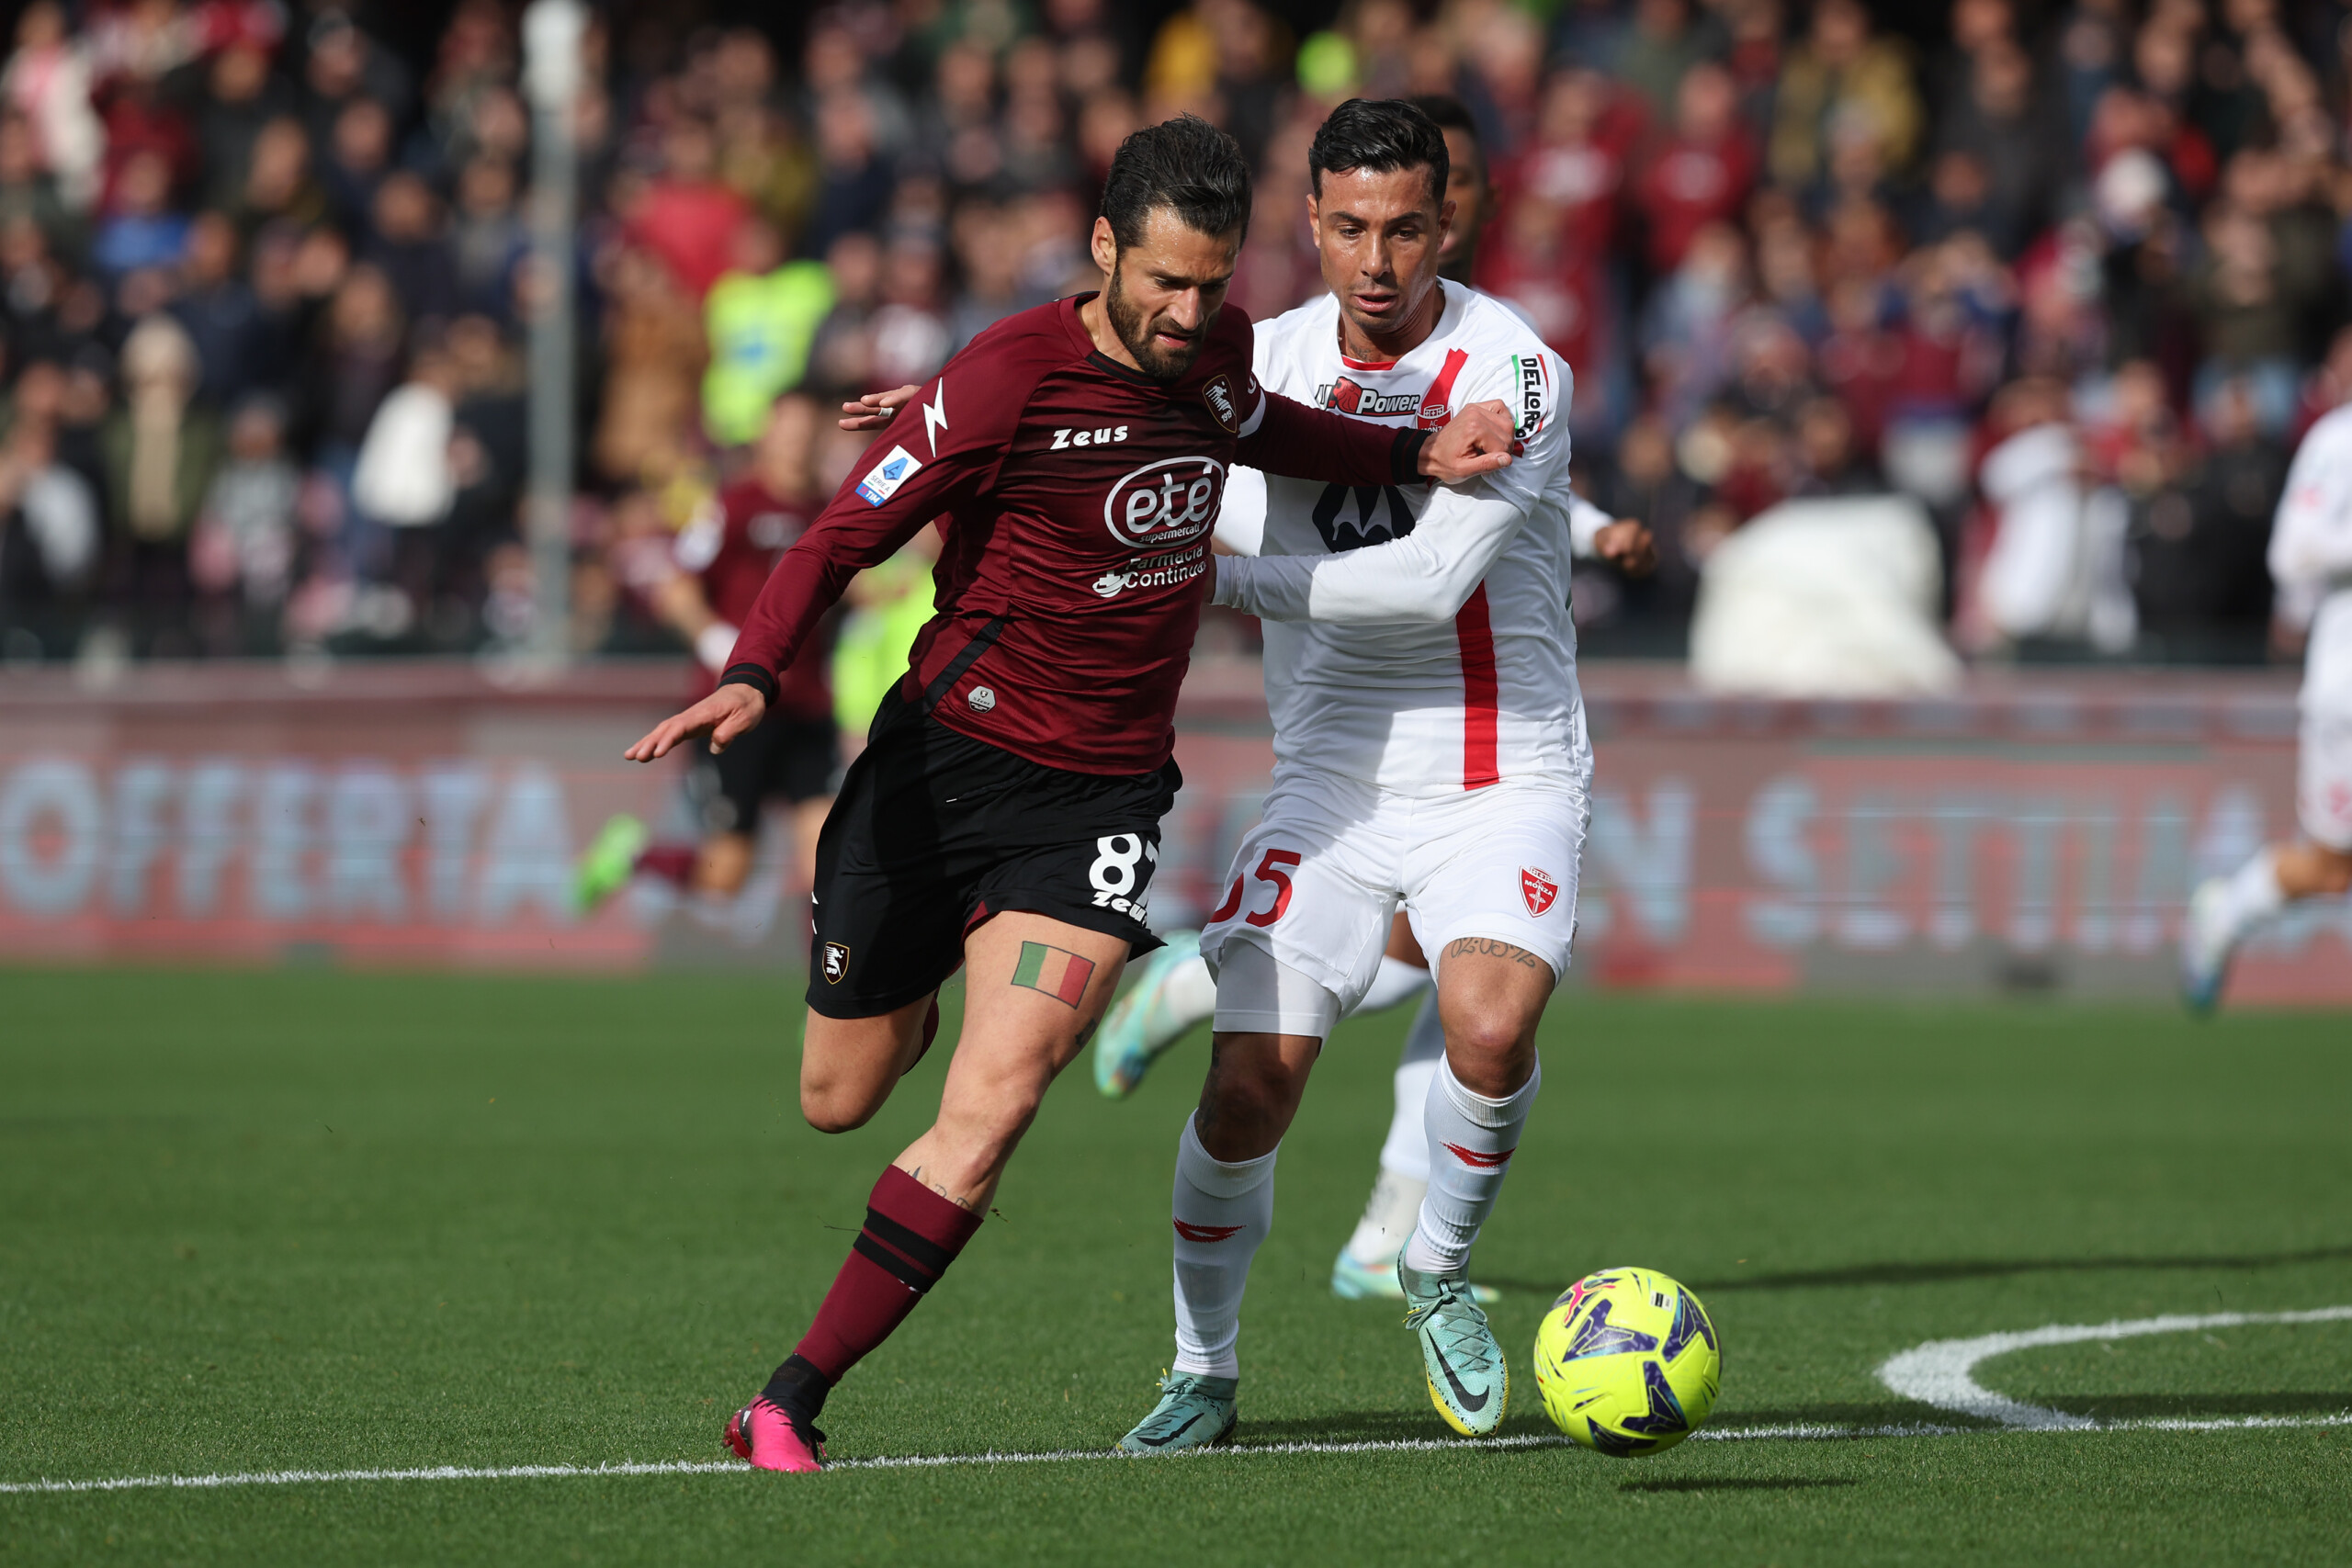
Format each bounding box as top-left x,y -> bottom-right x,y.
2273,404 -> 2352,609
1212,285 -> 1592,799
2271,402 -> 2352,713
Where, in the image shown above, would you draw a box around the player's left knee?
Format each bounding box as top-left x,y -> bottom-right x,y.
1443,1013 -> 1539,1094
1448,1008 -> 1533,1060
800,1086 -> 880,1134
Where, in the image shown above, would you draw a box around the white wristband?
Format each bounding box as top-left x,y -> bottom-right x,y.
695,621 -> 740,675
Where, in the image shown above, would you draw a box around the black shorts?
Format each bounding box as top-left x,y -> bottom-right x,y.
692,711 -> 840,835
806,688 -> 1179,1018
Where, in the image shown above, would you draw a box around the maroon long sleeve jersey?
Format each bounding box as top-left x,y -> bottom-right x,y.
723,293 -> 1431,774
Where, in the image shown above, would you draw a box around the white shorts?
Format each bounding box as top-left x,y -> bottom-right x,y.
2301,593 -> 2352,852
2301,708 -> 2352,852
1204,767 -> 1588,1037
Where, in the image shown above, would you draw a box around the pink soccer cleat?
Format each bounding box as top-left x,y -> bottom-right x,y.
723,1396 -> 828,1472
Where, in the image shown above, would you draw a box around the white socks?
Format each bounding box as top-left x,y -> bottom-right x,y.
1402,1054 -> 1540,1277
1354,954 -> 1434,1015
1345,991 -> 1449,1265
1170,1114 -> 1276,1380
2216,849 -> 2288,939
1341,1166 -> 1427,1266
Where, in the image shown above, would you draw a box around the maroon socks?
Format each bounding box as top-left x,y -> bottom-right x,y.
765,1165 -> 984,1418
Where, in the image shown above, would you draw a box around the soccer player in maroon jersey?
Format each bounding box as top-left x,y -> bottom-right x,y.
582,393 -> 842,909
623,115 -> 1521,1472
667,394 -> 839,896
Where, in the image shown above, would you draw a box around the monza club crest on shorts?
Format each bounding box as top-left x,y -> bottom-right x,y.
821,942 -> 851,984
1521,867 -> 1560,918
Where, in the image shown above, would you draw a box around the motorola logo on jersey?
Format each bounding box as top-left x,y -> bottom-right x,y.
1102,456 -> 1226,549
1310,481 -> 1419,552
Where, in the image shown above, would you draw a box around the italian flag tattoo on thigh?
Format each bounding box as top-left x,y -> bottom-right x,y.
1012,941 -> 1094,1007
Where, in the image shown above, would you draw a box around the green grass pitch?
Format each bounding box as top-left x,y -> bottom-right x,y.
3,969 -> 2348,1565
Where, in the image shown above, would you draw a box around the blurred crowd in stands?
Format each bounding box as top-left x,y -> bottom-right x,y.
2,0 -> 2350,670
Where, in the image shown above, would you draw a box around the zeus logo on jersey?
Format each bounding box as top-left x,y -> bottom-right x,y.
1103,457 -> 1226,548
856,446 -> 922,507
1316,377 -> 1421,418
1050,425 -> 1130,449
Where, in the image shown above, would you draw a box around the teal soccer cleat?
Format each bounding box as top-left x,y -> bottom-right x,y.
1398,1243 -> 1509,1437
2178,876 -> 2239,1016
1116,1371 -> 1238,1454
1093,931 -> 1206,1099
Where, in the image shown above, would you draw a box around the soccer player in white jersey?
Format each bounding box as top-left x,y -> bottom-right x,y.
2179,400 -> 2352,1007
1115,98 -> 1595,1451
1091,94 -> 1653,1310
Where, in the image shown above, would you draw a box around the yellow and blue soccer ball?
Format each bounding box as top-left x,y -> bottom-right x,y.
1532,1266 -> 1721,1456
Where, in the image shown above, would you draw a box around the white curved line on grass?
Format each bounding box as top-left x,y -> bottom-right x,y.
1878,1305 -> 2352,1428
6,1411 -> 2351,1494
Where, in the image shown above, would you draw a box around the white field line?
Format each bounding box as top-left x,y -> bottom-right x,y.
6,1411 -> 2350,1496
1877,1305 -> 2352,1429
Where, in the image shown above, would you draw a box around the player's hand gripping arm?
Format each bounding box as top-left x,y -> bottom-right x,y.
1236,391 -> 1518,487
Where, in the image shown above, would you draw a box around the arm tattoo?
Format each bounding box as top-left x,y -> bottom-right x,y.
1442,936 -> 1544,969
1011,940 -> 1095,1008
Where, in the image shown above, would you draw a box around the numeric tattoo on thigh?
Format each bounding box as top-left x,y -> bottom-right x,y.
1011,940 -> 1096,1007
1443,936 -> 1544,969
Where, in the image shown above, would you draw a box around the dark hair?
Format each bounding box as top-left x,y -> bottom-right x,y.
1408,94 -> 1480,148
1100,114 -> 1252,252
1308,98 -> 1450,209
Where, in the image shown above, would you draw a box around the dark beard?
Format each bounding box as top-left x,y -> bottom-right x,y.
1105,266 -> 1205,383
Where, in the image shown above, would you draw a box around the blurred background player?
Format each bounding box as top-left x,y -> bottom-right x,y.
1092,96 -> 1656,1308
575,393 -> 838,914
2180,396 -> 2352,1007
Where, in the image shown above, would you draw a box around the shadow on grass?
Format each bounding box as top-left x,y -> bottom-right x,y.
1485,1244 -> 2352,1298
1621,1477 -> 1860,1494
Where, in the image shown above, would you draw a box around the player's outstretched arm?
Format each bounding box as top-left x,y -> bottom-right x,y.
626,682 -> 768,761
1238,392 -> 1516,489
1213,482 -> 1536,624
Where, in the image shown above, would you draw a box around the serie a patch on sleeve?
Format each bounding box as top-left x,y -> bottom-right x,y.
856,446 -> 923,507
1508,354 -> 1555,439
